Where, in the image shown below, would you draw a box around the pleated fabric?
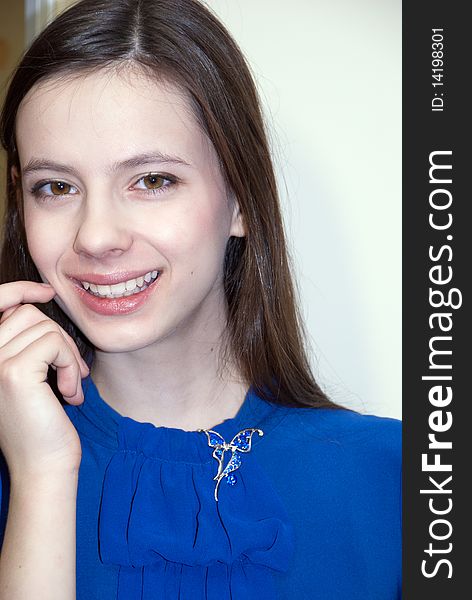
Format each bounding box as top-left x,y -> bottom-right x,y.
90,392 -> 294,599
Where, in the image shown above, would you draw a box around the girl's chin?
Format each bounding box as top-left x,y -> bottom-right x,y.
53,300 -> 167,353
86,334 -> 163,354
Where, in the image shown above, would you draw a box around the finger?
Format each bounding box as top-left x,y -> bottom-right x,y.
0,304 -> 22,323
0,318 -> 89,378
0,303 -> 90,376
0,281 -> 56,314
10,330 -> 84,405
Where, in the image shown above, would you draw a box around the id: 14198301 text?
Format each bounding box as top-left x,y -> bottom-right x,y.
431,28 -> 444,112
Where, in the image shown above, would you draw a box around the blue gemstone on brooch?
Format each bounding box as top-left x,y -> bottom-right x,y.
209,432 -> 224,446
223,452 -> 241,473
226,474 -> 237,486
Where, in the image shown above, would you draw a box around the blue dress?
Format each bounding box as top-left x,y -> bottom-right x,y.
0,376 -> 401,599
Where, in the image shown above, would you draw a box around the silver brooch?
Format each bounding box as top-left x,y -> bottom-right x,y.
199,428 -> 264,501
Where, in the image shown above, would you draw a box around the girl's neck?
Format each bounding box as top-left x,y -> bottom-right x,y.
90,338 -> 248,431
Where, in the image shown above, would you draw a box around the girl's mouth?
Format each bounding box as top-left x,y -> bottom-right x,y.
72,270 -> 162,316
80,270 -> 160,298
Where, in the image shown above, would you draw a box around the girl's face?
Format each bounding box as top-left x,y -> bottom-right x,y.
14,67 -> 245,352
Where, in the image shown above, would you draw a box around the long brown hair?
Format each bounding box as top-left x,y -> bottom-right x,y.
0,0 -> 338,409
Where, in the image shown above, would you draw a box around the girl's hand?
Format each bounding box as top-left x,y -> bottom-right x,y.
0,281 -> 89,480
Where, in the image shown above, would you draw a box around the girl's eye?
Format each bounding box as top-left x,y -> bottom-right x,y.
30,180 -> 78,199
49,181 -> 74,195
132,173 -> 176,195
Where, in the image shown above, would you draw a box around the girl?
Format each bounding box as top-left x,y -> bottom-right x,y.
0,0 -> 401,598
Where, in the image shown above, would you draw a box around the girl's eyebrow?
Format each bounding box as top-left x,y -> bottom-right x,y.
111,152 -> 192,171
21,151 -> 192,177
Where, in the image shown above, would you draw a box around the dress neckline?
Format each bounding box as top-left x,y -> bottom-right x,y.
68,375 -> 287,463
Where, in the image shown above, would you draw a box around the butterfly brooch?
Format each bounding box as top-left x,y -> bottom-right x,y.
199,428 -> 264,501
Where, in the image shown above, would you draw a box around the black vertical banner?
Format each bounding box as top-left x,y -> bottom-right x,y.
403,2 -> 469,598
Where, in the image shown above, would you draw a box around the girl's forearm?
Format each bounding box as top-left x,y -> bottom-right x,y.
0,469 -> 78,600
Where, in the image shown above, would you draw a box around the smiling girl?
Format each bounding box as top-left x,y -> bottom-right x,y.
0,1 -> 401,599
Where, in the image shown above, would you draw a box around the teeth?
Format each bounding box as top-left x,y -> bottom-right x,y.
110,281 -> 126,295
81,270 -> 159,298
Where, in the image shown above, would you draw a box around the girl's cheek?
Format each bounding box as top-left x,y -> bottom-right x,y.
25,221 -> 64,274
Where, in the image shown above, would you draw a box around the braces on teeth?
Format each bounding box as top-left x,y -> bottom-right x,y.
81,270 -> 160,298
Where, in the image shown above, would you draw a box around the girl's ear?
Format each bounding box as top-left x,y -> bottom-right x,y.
11,165 -> 20,186
229,196 -> 246,238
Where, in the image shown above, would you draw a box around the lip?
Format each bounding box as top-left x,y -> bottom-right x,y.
71,273 -> 161,316
69,269 -> 161,286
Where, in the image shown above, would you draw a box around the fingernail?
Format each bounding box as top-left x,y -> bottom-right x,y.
40,283 -> 53,288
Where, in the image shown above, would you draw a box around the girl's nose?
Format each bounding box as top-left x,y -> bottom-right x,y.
72,196 -> 133,259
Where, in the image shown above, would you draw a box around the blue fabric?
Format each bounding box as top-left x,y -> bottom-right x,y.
0,376 -> 402,599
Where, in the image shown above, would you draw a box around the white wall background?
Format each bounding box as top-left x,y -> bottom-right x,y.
207,0 -> 402,418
